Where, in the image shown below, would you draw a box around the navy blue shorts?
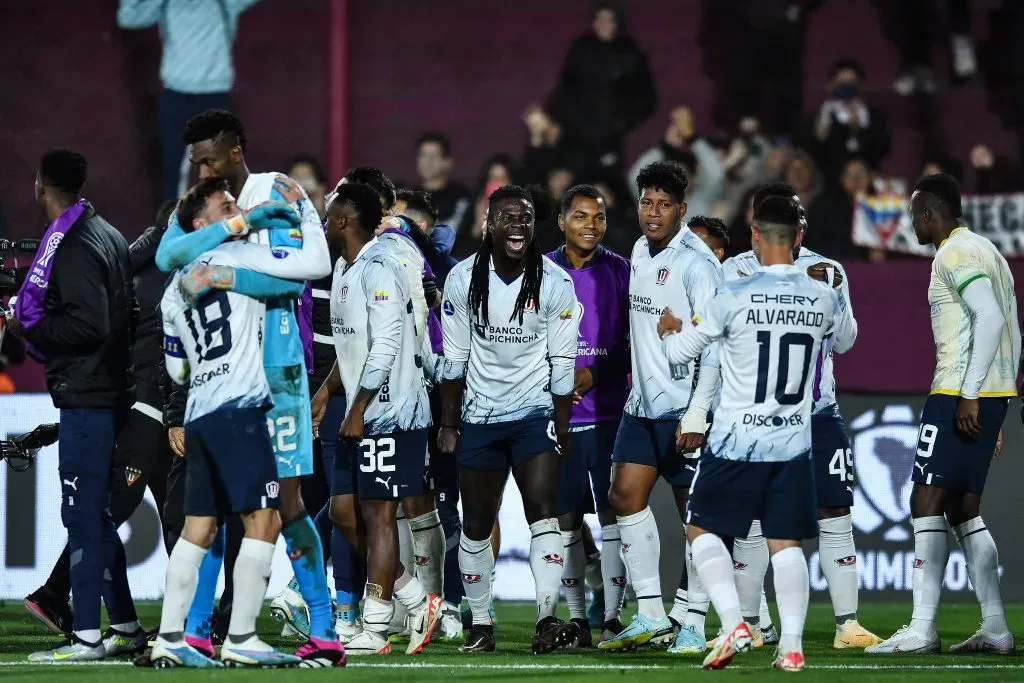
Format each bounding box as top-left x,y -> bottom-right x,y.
333,429 -> 429,500
687,455 -> 818,540
458,416 -> 557,472
184,407 -> 280,516
612,412 -> 694,487
812,407 -> 855,509
557,421 -> 618,516
912,395 -> 1008,494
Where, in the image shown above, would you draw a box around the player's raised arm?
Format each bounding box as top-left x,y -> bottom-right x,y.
155,210 -> 235,273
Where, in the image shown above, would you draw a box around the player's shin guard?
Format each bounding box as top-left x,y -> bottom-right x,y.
817,514 -> 858,624
184,526 -> 224,641
618,508 -> 666,620
732,522 -> 769,626
410,510 -> 446,596
283,515 -> 336,640
691,534 -> 742,632
561,528 -> 587,620
529,519 -> 563,621
771,547 -> 809,655
459,535 -> 494,626
600,523 -> 626,621
910,516 -> 947,634
227,539 -> 275,639
683,540 -> 710,634
160,539 -> 209,637
953,517 -> 1009,634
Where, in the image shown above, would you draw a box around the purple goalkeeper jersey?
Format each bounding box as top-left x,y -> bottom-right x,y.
547,245 -> 631,425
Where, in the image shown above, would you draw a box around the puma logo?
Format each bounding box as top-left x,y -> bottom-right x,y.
375,476 -> 392,488
62,476 -> 78,491
914,462 -> 926,476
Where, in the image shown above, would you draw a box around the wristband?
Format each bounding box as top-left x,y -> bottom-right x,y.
224,214 -> 248,236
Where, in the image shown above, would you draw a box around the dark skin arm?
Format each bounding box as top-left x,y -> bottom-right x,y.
339,385 -> 379,441
312,360 -> 341,437
552,392 -> 572,458
437,377 -> 466,454
956,398 -> 982,440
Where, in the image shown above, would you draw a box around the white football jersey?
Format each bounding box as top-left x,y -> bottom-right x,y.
441,255 -> 580,424
625,226 -> 723,420
377,229 -> 439,382
928,227 -> 1020,397
723,247 -> 857,413
330,239 -> 431,435
162,247 -> 271,424
663,264 -> 845,462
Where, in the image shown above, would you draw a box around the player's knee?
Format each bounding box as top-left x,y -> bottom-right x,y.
910,484 -> 945,518
558,511 -> 581,532
182,516 -> 219,548
401,493 -> 435,519
608,481 -> 640,516
361,500 -> 397,531
243,508 -> 282,543
462,517 -> 493,543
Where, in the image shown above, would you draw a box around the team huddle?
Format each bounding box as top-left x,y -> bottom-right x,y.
33,109 -> 1020,671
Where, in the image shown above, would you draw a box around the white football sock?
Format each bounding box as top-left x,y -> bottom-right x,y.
459,535 -> 494,626
669,587 -> 688,625
818,514 -> 859,624
585,549 -> 603,593
410,510 -> 445,596
529,518 -> 563,621
618,508 -> 665,620
759,591 -> 774,630
159,538 -> 207,636
393,567 -> 427,610
771,547 -> 809,655
910,516 -> 948,634
228,538 -> 275,639
561,528 -> 587,620
953,517 -> 1009,635
397,513 -> 414,575
691,533 -> 741,632
732,521 -> 769,625
362,596 -> 394,636
683,539 -> 709,634
600,523 -> 626,622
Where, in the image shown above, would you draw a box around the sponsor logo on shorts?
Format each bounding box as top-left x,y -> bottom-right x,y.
414,555 -> 429,567
266,481 -> 280,499
462,573 -> 482,584
742,413 -> 804,427
543,553 -> 564,566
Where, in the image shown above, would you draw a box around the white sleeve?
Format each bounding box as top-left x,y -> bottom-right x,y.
662,289 -> 731,366
831,262 -> 857,354
684,258 -> 723,370
441,268 -> 471,380
959,277 -> 1005,399
545,275 -> 581,397
359,262 -> 404,391
161,300 -> 189,386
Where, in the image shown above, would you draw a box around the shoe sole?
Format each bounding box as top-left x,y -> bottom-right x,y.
703,634 -> 752,670
222,657 -> 301,668
533,624 -> 582,654
407,596 -> 444,655
834,636 -> 883,650
459,640 -> 496,653
23,599 -> 66,636
865,645 -> 940,654
270,605 -> 309,640
598,632 -> 654,651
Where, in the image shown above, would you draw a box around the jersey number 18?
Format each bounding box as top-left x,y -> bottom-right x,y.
184,291 -> 233,362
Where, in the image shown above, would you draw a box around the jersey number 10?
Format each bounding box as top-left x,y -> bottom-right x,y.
754,331 -> 814,404
184,291 -> 233,362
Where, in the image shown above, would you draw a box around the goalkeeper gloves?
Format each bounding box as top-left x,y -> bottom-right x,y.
247,202 -> 301,232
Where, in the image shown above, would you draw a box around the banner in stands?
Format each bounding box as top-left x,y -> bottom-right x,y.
2,393 -> 1022,602
851,192 -> 1024,256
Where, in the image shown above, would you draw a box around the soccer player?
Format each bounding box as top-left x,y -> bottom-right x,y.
722,182 -> 879,649
154,110 -> 339,663
599,161 -> 722,651
150,179 -> 305,668
868,174 -> 1019,655
545,185 -> 630,646
439,185 -> 581,654
660,196 -> 851,672
686,215 -> 729,263
319,182 -> 442,655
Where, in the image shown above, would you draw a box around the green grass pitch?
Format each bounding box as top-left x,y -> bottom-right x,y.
1,601 -> 1022,681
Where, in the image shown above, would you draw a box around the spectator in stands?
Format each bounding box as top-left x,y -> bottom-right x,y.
591,170 -> 639,258
117,0 -> 261,202
801,59 -> 891,183
807,157 -> 871,260
627,106 -> 725,219
455,154 -> 521,258
712,117 -> 776,224
415,132 -> 472,232
288,154 -> 328,218
545,0 -> 657,176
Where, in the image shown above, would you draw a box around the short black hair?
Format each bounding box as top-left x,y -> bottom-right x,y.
287,153 -> 326,185
914,173 -> 963,219
829,58 -> 866,82
488,184 -> 533,210
753,195 -> 802,244
560,184 -> 606,216
688,215 -> 729,250
396,188 -> 439,225
636,161 -> 688,203
329,182 -> 384,234
417,132 -> 452,158
182,109 -> 247,153
38,149 -> 88,195
752,181 -> 798,208
342,166 -> 397,211
177,177 -> 231,232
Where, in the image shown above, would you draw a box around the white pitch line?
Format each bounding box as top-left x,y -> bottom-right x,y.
2,660 -> 1024,671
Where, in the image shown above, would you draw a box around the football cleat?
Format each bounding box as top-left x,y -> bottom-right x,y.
406,594 -> 443,655
28,635 -> 105,663
773,649 -> 806,672
221,635 -> 301,667
598,613 -> 674,651
761,624 -> 778,646
23,587 -> 72,636
865,625 -> 940,654
702,622 -> 753,670
148,639 -> 222,668
834,620 -> 882,649
599,618 -> 624,643
295,637 -> 347,667
184,634 -> 215,659
344,630 -> 393,655
437,601 -> 464,641
102,627 -> 148,657
949,628 -> 1015,654
668,624 -> 707,654
459,624 -> 496,653
568,617 -> 593,648
270,581 -> 310,641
